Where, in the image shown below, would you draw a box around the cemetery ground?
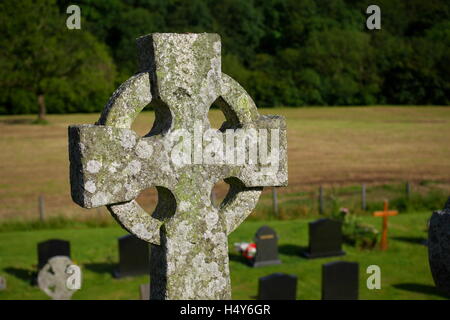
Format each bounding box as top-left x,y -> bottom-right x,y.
1,106 -> 450,299
0,211 -> 445,300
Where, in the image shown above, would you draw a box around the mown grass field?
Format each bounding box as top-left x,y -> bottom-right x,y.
0,107 -> 449,300
0,106 -> 450,220
0,212 -> 446,300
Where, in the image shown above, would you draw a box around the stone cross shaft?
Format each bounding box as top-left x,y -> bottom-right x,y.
68,33 -> 287,299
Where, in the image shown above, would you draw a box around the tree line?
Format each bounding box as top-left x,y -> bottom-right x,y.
0,0 -> 449,118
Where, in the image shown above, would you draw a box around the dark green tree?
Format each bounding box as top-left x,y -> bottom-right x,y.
0,0 -> 116,120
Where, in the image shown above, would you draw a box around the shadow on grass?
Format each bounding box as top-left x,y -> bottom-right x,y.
0,118 -> 36,125
279,244 -> 308,257
393,283 -> 450,299
229,252 -> 252,267
392,236 -> 428,246
229,244 -> 308,267
83,262 -> 116,275
3,267 -> 37,284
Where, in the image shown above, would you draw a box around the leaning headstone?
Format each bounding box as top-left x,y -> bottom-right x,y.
37,239 -> 71,269
252,226 -> 281,267
258,273 -> 297,300
428,197 -> 450,296
114,234 -> 150,278
68,33 -> 288,299
38,256 -> 78,300
322,261 -> 359,300
0,276 -> 6,290
303,218 -> 345,258
140,283 -> 150,300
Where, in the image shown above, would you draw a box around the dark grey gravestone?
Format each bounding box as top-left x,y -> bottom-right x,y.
140,283 -> 150,300
322,261 -> 359,300
303,218 -> 345,258
258,273 -> 297,300
37,239 -> 71,269
428,198 -> 450,296
114,234 -> 150,278
0,276 -> 6,290
252,226 -> 281,267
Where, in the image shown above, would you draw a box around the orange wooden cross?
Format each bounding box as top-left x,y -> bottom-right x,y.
373,200 -> 398,251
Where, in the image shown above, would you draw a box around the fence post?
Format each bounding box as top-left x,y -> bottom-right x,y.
272,187 -> 279,218
406,182 -> 411,199
319,186 -> 324,215
362,183 -> 367,211
38,195 -> 45,222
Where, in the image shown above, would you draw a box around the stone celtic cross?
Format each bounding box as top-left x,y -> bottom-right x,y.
69,33 -> 287,299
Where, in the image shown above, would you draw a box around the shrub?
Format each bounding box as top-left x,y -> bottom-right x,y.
331,208 -> 379,250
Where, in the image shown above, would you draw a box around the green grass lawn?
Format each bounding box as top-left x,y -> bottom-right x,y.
0,211 -> 446,300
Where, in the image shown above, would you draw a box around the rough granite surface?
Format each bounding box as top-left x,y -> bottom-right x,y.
68,33 -> 288,300
428,197 -> 450,296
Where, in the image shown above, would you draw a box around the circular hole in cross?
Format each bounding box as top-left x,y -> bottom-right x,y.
135,187 -> 158,216
131,99 -> 172,137
210,180 -> 231,209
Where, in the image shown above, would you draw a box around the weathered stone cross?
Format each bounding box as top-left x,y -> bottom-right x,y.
68,33 -> 287,299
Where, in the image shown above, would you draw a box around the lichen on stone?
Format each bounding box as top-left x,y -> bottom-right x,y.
68,33 -> 288,300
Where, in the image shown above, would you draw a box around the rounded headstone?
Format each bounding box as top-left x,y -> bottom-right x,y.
428,198 -> 450,296
0,276 -> 6,290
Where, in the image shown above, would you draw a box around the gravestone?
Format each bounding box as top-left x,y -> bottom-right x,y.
258,273 -> 297,300
38,256 -> 78,300
0,276 -> 6,290
303,218 -> 345,258
37,239 -> 71,269
115,234 -> 150,278
68,33 -> 288,299
140,283 -> 150,300
252,226 -> 281,267
428,197 -> 450,296
322,261 -> 359,300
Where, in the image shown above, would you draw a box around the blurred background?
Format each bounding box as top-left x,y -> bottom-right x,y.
1,0 -> 449,116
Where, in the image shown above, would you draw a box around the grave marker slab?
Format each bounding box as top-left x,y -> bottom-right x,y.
322,261 -> 359,300
303,218 -> 345,258
115,234 -> 150,278
258,273 -> 297,300
38,256 -> 78,300
0,276 -> 6,290
428,197 -> 450,296
37,239 -> 71,269
140,283 -> 150,300
69,33 -> 288,299
252,226 -> 281,267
